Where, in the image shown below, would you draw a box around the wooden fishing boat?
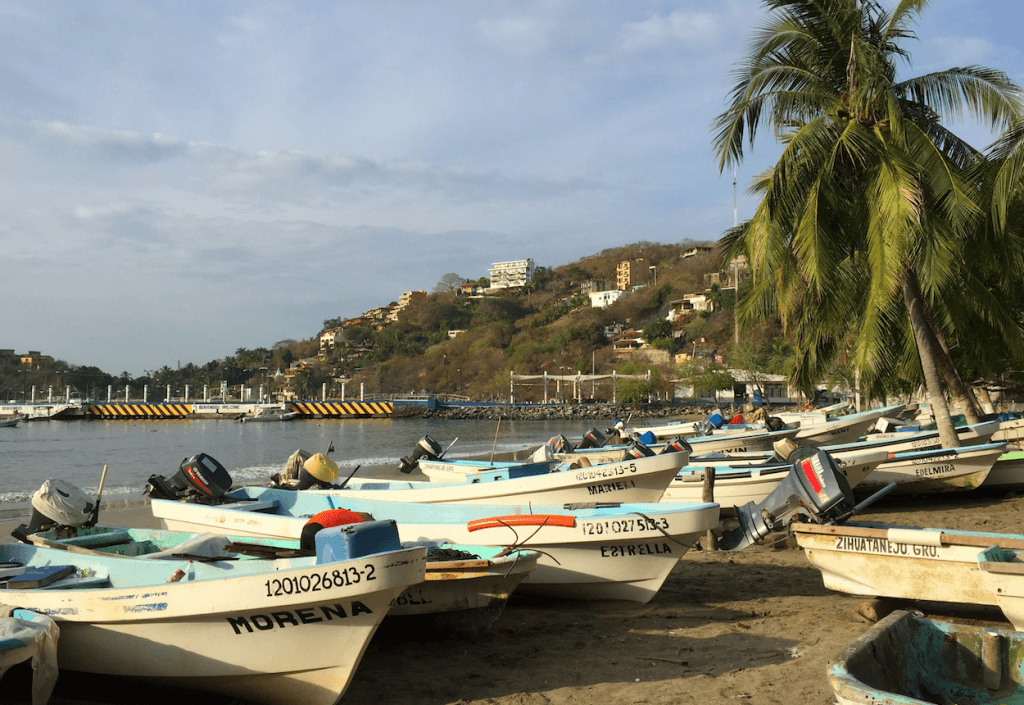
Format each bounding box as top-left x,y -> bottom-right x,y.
830,610 -> 1024,705
0,522 -> 427,705
151,489 -> 721,603
0,607 -> 58,705
662,449 -> 890,508
792,521 -> 1024,607
855,442 -> 1006,493
316,451 -> 687,505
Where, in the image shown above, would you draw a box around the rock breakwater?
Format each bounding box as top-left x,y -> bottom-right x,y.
392,402 -> 708,423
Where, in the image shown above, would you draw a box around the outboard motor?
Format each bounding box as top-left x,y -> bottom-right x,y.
576,427 -> 608,450
719,448 -> 854,551
144,453 -> 233,503
398,435 -> 444,474
765,416 -> 786,432
12,479 -> 96,541
624,438 -> 656,459
659,436 -> 692,455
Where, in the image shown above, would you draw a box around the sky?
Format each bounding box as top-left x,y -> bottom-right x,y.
3,1 -> 1022,376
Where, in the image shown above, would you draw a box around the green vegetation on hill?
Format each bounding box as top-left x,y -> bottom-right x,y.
3,240 -> 777,403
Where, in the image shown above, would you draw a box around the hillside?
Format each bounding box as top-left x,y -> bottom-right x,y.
3,240 -> 782,404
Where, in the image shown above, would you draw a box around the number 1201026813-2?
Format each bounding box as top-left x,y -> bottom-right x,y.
264,565 -> 376,598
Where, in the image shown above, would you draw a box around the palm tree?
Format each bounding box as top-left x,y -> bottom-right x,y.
713,0 -> 1024,446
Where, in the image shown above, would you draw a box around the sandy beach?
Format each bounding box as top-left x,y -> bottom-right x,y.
0,489 -> 1020,705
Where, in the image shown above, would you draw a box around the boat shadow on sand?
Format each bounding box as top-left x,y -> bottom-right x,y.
0,555 -> 834,705
347,557 -> 832,705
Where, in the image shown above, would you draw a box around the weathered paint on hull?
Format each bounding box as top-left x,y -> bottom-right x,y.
830,610 -> 1024,704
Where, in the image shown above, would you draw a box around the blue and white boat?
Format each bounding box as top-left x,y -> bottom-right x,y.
151,488 -> 720,604
2,521 -> 427,705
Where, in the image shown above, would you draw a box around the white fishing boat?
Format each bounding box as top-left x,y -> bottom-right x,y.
991,416 -> 1024,444
983,449 -> 1024,489
241,405 -> 299,422
829,611 -> 1024,704
688,419 -> 1000,466
792,404 -> 907,447
1,521 -> 427,705
630,416 -> 787,441
151,489 -> 721,604
792,521 -> 1024,607
979,545 -> 1024,631
417,458 -> 560,483
383,541 -> 538,636
854,442 -> 1006,494
0,607 -> 58,705
662,449 -> 890,508
683,426 -> 801,455
321,451 -> 688,505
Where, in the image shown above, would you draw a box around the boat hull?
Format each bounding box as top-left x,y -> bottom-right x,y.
153,494 -> 720,604
830,610 -> 1024,705
856,443 -> 1005,493
0,539 -> 426,705
326,452 -> 685,505
793,522 -> 1010,606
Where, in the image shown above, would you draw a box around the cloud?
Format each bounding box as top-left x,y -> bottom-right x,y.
618,10 -> 725,53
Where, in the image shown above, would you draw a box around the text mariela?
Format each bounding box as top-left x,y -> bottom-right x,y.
833,535 -> 939,557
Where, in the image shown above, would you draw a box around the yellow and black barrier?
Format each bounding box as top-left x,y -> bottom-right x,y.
291,401 -> 393,418
89,403 -> 192,419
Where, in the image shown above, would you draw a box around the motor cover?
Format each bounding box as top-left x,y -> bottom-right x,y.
576,427 -> 607,450
397,435 -> 443,474
659,436 -> 692,455
720,448 -> 854,551
624,439 -> 655,459
144,453 -> 233,502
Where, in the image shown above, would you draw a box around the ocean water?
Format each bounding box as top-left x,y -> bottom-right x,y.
0,417 -> 603,508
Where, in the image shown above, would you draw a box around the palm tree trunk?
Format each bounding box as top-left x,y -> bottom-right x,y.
922,310 -> 983,423
903,270 -> 959,448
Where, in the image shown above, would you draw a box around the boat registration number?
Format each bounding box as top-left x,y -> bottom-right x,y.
264,565 -> 376,598
574,462 -> 639,481
580,517 -> 669,535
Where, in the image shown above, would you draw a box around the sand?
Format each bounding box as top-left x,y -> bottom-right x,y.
1,489 -> 1021,705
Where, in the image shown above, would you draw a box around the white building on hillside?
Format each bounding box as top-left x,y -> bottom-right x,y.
589,290 -> 627,308
488,259 -> 536,289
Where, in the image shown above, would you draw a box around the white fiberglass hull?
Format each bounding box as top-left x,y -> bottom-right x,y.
153,496 -> 720,604
856,443 -> 1005,493
663,450 -> 889,508
0,541 -> 425,705
325,453 -> 686,505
